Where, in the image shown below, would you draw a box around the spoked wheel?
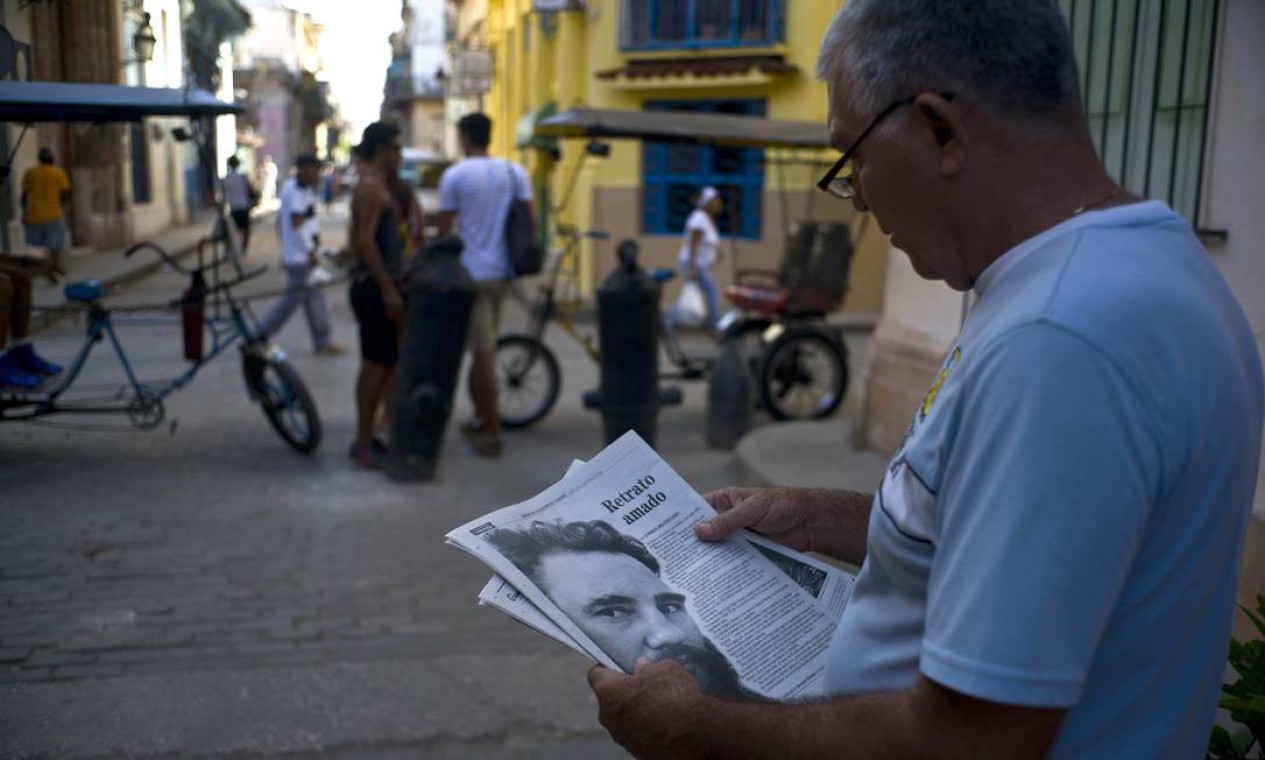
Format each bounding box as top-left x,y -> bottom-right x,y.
758,330 -> 848,421
496,333 -> 561,429
244,357 -> 322,453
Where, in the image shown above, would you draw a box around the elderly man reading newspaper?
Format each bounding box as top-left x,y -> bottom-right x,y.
574,2 -> 1264,760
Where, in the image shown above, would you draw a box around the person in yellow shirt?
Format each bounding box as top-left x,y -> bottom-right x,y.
21,148 -> 71,270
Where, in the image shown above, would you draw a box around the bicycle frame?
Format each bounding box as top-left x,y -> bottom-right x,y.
0,278 -> 259,423
529,234 -> 601,362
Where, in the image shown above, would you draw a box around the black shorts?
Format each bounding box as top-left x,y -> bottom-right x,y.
349,276 -> 399,366
229,208 -> 251,231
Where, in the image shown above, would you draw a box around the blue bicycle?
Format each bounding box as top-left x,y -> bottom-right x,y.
0,235 -> 322,453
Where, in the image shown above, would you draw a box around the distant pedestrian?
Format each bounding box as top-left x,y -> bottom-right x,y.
21,148 -> 71,272
255,153 -> 344,357
259,155 -> 279,204
347,123 -> 406,469
222,155 -> 259,255
668,185 -> 724,332
436,113 -> 535,459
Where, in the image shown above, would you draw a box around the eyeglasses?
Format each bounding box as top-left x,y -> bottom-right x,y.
817,92 -> 956,200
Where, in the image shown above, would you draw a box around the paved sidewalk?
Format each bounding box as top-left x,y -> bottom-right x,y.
30,203 -> 278,330
736,418 -> 888,492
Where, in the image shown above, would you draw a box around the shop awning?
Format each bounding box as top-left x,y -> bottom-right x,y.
0,81 -> 243,123
535,107 -> 831,150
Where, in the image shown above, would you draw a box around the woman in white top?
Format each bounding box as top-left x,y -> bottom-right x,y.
670,186 -> 723,330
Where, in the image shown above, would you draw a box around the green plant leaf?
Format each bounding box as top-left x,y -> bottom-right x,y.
1231,728 -> 1256,757
1208,724 -> 1241,759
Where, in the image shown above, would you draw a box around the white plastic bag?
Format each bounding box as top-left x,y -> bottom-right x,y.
674,280 -> 707,329
306,264 -> 333,287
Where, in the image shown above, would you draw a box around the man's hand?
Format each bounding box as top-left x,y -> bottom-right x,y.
589,659 -> 707,760
31,259 -> 64,284
696,487 -> 819,551
697,487 -> 873,564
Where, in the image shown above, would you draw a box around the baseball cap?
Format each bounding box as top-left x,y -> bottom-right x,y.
295,153 -> 322,167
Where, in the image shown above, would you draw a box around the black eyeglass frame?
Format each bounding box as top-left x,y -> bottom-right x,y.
816,92 -> 957,199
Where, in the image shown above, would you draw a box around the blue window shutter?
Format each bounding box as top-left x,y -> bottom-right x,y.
641,98 -> 765,240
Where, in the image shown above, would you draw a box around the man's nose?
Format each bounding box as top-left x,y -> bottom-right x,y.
642,612 -> 687,651
850,184 -> 869,214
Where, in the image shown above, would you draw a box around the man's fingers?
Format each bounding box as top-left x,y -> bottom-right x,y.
695,498 -> 762,542
588,664 -> 624,692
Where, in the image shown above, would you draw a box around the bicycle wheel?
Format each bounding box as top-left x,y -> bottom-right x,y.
244,357 -> 323,453
497,333 -> 561,429
758,329 -> 848,421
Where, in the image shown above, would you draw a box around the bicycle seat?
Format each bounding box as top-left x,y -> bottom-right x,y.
64,280 -> 103,303
725,284 -> 787,316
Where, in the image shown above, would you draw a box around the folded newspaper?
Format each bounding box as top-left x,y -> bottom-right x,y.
445,431 -> 854,700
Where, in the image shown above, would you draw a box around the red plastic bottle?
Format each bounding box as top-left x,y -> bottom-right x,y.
181,272 -> 206,362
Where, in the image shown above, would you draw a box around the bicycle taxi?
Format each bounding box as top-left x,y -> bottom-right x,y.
495,106 -> 861,427
0,81 -> 321,452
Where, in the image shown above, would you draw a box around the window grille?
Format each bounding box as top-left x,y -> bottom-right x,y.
1059,0 -> 1220,226
642,99 -> 765,240
621,0 -> 784,51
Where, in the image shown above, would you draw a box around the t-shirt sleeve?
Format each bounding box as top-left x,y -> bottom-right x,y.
919,323 -> 1159,708
57,169 -> 71,191
438,166 -> 458,212
684,210 -> 709,235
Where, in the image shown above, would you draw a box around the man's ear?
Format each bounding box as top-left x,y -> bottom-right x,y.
913,93 -> 967,177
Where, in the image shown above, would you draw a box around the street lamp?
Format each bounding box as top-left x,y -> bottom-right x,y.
131,12 -> 157,64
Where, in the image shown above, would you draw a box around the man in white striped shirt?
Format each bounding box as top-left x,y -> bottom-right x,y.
437,113 -> 535,459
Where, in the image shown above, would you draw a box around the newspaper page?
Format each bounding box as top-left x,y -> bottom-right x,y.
477,537 -> 854,658
478,460 -> 853,649
447,431 -> 842,700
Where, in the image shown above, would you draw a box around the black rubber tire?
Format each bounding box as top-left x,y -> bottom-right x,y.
758,329 -> 848,421
496,333 -> 561,429
248,358 -> 322,453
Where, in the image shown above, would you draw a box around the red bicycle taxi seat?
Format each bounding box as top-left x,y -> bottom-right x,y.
724,284 -> 787,317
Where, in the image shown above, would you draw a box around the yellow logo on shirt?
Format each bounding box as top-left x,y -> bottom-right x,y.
920,347 -> 961,420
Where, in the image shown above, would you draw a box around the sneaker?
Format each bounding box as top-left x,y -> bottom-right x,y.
349,440 -> 385,470
0,354 -> 43,390
316,343 -> 347,357
9,343 -> 62,376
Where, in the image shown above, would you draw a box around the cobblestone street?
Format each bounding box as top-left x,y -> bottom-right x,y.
0,208 -> 757,759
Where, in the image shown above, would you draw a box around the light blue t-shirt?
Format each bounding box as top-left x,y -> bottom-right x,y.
438,156 -> 532,282
822,201 -> 1264,758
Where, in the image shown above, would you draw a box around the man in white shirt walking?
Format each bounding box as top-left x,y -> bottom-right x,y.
256,153 -> 343,356
437,113 -> 535,458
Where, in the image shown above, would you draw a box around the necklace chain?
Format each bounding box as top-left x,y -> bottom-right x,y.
1072,185 -> 1126,216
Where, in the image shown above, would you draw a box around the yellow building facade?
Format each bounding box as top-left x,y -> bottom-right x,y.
477,0 -> 885,314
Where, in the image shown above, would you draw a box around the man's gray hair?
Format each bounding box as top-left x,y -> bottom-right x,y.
817,0 -> 1082,121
